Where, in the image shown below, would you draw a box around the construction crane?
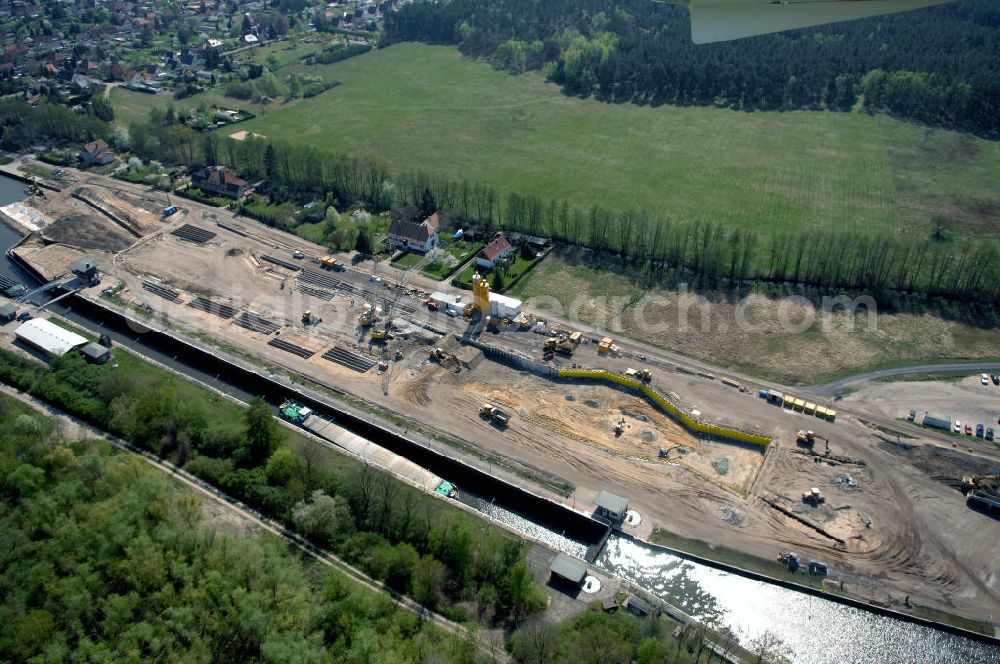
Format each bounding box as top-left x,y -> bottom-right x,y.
377,264 -> 413,396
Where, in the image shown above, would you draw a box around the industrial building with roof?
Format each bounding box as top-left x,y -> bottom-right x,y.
471,272 -> 522,319
594,490 -> 629,524
14,318 -> 88,357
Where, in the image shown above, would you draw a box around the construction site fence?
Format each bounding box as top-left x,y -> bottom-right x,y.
462,336 -> 559,380
558,369 -> 772,447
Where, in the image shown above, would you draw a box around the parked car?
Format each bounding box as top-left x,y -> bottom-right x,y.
954,420 -> 962,433
992,374 -> 1000,385
16,312 -> 32,322
964,424 -> 973,435
292,250 -> 304,259
987,428 -> 995,441
975,423 -> 984,437
981,373 -> 990,385
907,409 -> 916,422
445,308 -> 458,317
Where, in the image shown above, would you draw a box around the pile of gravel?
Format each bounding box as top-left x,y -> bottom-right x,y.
675,447 -> 691,456
584,399 -> 601,409
719,506 -> 744,526
639,429 -> 659,443
564,394 -> 576,401
622,409 -> 649,422
711,457 -> 730,476
835,473 -> 858,489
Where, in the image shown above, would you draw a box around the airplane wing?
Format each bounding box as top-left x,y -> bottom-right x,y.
682,0 -> 955,44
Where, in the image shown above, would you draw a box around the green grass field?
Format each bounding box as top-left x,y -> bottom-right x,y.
229,43 -> 1000,240
110,42 -> 1000,242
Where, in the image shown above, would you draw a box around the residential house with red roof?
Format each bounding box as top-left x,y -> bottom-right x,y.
476,233 -> 514,269
192,165 -> 248,198
80,139 -> 115,166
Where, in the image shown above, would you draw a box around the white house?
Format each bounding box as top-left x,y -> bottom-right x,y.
476,233 -> 514,269
387,212 -> 440,253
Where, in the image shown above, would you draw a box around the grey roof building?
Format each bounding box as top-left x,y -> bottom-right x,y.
549,553 -> 587,586
594,490 -> 629,523
81,342 -> 111,364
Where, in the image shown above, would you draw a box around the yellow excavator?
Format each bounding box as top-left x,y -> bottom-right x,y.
961,475 -> 1000,494
796,430 -> 829,449
358,305 -> 377,327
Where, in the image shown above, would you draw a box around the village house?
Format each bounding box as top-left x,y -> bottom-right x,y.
476,233 -> 514,269
387,212 -> 440,253
192,165 -> 248,198
80,139 -> 115,166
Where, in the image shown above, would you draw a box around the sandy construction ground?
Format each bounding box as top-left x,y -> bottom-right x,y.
10,170 -> 1000,631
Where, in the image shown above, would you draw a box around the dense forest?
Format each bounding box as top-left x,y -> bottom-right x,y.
0,404 -> 470,661
0,346 -> 547,630
383,0 -> 1000,136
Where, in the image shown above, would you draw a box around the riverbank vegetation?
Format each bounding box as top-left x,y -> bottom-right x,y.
0,394 -> 471,662
0,345 -> 544,627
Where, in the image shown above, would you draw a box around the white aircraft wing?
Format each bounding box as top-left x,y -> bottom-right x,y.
685,0 -> 955,44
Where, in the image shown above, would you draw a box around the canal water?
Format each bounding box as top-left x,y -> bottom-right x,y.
0,174 -> 997,662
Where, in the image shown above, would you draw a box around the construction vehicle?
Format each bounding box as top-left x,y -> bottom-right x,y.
430,347 -> 461,372
961,475 -> 1000,494
25,175 -> 43,197
430,347 -> 456,363
463,302 -> 476,318
624,368 -> 652,383
597,336 -> 614,354
358,305 -> 377,327
777,551 -> 800,572
544,330 -> 583,355
370,328 -> 392,342
279,400 -> 313,425
479,403 -> 511,427
614,417 -> 626,437
302,310 -> 313,325
795,429 -> 831,451
802,487 -> 825,504
319,255 -> 344,271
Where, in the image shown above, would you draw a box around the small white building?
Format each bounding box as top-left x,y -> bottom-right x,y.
15,318 -> 88,357
429,291 -> 463,313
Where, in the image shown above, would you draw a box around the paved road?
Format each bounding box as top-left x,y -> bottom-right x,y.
807,362 -> 1000,398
